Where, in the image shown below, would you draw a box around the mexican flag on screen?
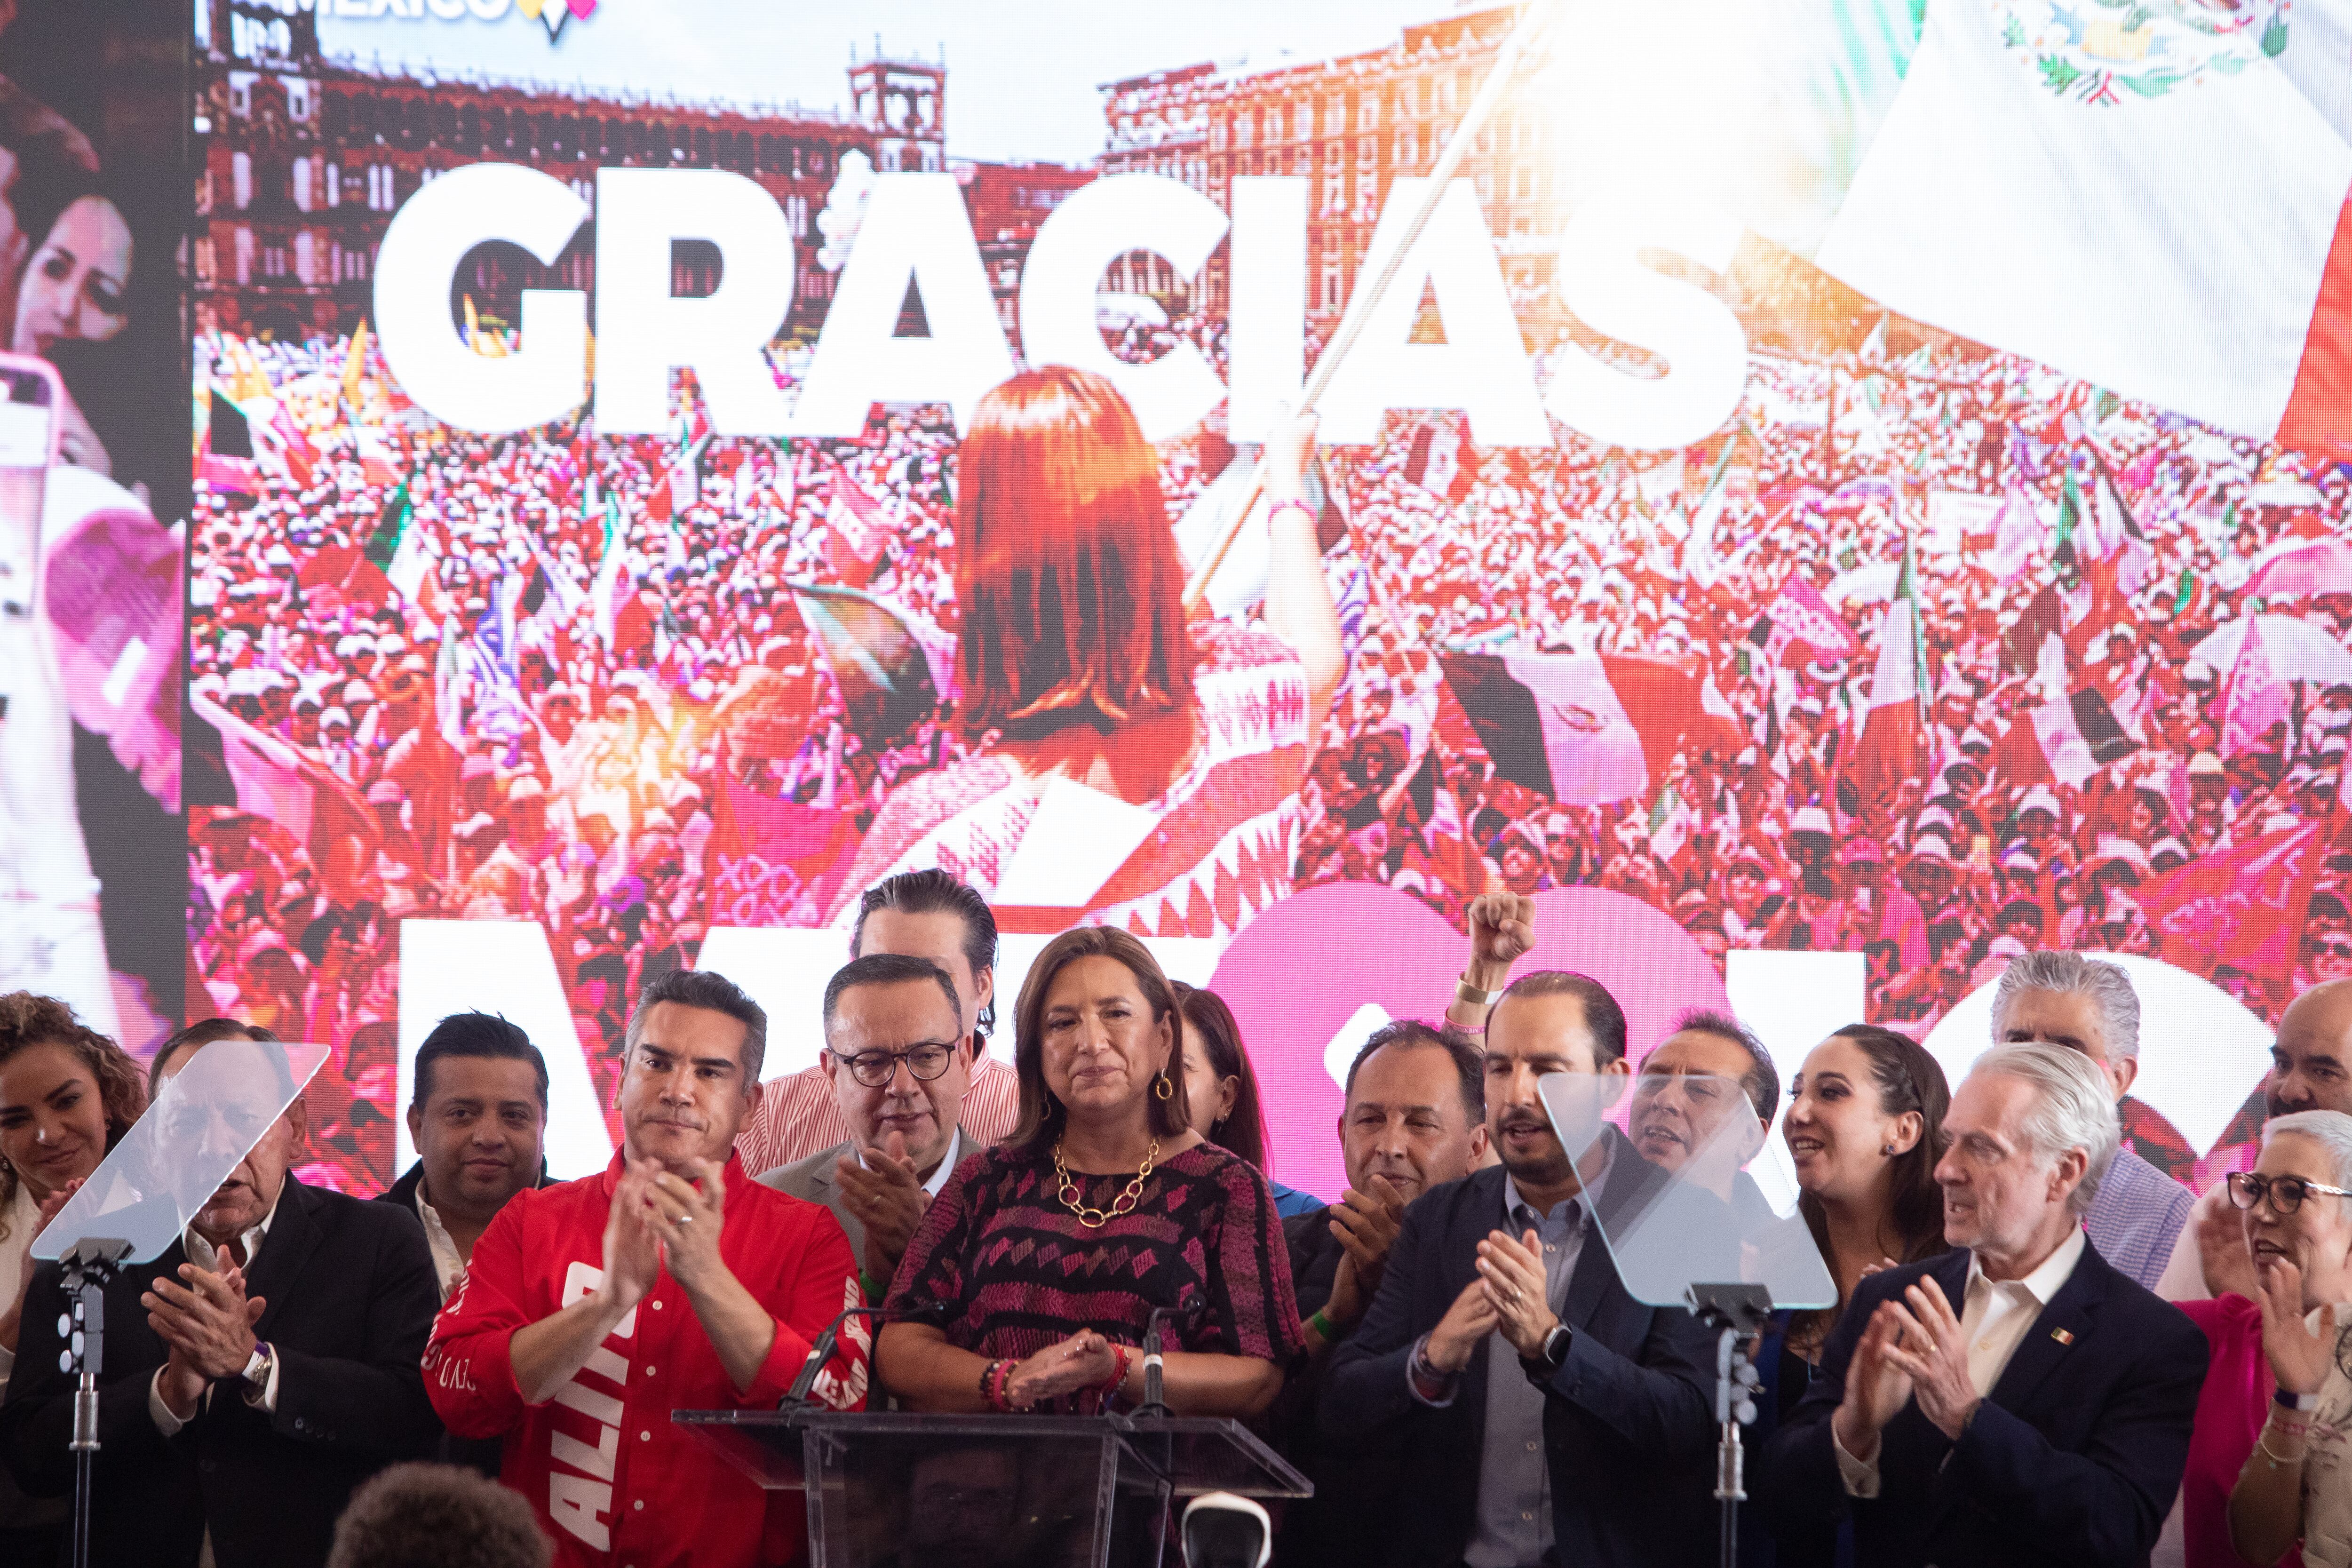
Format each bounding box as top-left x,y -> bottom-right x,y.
1847,538 -> 1928,810
1732,0 -> 2351,453
1438,651 -> 1743,804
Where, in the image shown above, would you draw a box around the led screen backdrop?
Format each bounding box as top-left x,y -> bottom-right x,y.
94,0 -> 2351,1202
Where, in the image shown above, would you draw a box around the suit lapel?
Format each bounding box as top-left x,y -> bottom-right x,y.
1450,1169 -> 1505,1425
1564,1127 -> 1638,1331
1986,1238 -> 2105,1415
246,1176 -> 321,1342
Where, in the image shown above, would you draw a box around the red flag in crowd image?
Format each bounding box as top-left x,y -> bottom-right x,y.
821,460 -> 895,584
1748,578 -> 1861,671
2139,823 -> 2328,985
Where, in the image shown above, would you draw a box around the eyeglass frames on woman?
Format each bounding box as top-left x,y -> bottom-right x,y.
2226,1170 -> 2352,1216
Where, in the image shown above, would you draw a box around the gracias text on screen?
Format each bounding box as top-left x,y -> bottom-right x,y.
372,164 -> 1748,452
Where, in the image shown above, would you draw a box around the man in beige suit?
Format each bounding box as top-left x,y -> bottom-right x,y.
760,953 -> 984,1302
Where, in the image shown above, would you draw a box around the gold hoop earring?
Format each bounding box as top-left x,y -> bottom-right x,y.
1154,1072 -> 1173,1101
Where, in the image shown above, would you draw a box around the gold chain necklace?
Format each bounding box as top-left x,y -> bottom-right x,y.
1053,1138 -> 1160,1228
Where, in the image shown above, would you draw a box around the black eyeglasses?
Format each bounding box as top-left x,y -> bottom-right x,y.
2226,1171 -> 2352,1215
833,1042 -> 960,1089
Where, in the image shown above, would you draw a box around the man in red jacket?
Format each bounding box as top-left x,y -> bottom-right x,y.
426,968 -> 865,1568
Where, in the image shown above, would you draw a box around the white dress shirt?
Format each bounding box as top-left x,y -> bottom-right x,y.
413,1182 -> 466,1300
1836,1226 -> 2088,1496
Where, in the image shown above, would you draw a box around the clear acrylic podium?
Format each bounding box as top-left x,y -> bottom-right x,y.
675,1409 -> 1309,1568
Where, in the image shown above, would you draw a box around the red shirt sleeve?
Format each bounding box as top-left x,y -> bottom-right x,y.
423,1187 -> 536,1440
743,1199 -> 867,1412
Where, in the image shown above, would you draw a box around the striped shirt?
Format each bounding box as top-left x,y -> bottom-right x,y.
2085,1143 -> 2196,1291
733,1051 -> 1021,1179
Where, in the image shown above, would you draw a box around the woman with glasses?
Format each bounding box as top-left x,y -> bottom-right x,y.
878,927 -> 1300,1417
2173,1111 -> 2352,1567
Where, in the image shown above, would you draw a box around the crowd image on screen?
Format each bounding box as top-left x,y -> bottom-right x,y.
180,269 -> 2351,1198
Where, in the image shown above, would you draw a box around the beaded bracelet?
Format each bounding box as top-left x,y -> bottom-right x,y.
1104,1344 -> 1134,1397
982,1359 -> 1021,1413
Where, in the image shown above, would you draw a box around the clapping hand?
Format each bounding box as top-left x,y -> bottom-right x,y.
1876,1278 -> 1979,1440
1323,1176 -> 1406,1326
838,1130 -> 931,1287
143,1244 -> 267,1419
1477,1228 -> 1558,1361
2256,1258 -> 2338,1398
600,1156 -> 664,1312
1833,1298 -> 1918,1463
643,1157 -> 730,1289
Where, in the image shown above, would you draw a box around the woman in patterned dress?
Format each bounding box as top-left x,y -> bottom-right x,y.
828,368 -> 1342,943
878,926 -> 1300,1416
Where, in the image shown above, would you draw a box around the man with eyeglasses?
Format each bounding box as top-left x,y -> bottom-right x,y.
762,953 -> 983,1305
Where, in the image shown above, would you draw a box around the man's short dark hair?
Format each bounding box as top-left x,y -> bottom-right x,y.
822,953 -> 962,1040
150,1018 -> 281,1100
326,1462 -> 549,1568
1664,1006 -> 1780,1125
1492,971 -> 1629,1067
626,969 -> 768,1083
1343,1019 -> 1483,1125
851,869 -> 1000,1038
413,1012 -> 548,1112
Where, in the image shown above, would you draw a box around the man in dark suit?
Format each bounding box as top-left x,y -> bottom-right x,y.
1760,1040 -> 2209,1568
760,953 -> 984,1301
1278,1018 -> 1487,1568
0,1019 -> 441,1568
374,1010 -> 554,1302
1323,971 -> 1717,1568
373,1010 -> 554,1477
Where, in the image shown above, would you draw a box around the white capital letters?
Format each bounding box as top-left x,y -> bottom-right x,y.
1018,174 -> 1228,442
373,163 -> 586,434
793,173 -> 1014,436
1546,190 -> 1748,451
1226,177 -> 1307,443
593,168 -> 796,436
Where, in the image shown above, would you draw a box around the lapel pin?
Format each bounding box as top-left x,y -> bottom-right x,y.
2051,1328 -> 2075,1345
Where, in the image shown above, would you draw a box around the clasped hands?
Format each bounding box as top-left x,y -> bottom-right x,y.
141,1244 -> 266,1422
598,1154 -> 734,1311
1003,1329 -> 1125,1409
1424,1228 -> 1558,1377
1835,1276 -> 1980,1460
835,1129 -> 930,1287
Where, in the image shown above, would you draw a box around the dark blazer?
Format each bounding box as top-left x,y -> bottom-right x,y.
1320,1130 -> 1720,1568
1757,1238 -> 2208,1568
0,1173 -> 444,1568
758,1125 -> 984,1271
372,1158 -> 553,1477
1271,1202 -> 1389,1568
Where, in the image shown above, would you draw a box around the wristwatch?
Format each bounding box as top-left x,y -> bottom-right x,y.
240,1341 -> 274,1390
1522,1322 -> 1572,1383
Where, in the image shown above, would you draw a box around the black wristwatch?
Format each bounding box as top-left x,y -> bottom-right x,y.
1522,1322 -> 1571,1383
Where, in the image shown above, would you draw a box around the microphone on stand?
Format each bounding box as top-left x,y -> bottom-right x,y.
1133,1293 -> 1207,1418
781,1304 -> 891,1409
